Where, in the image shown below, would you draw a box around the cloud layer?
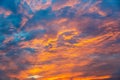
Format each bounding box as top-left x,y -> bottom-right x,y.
0,0 -> 120,80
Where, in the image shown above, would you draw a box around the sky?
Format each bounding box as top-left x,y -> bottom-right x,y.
0,0 -> 120,80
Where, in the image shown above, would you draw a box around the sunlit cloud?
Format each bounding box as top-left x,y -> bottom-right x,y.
27,75 -> 43,79
0,0 -> 120,80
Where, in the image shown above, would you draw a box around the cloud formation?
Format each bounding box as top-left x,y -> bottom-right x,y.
0,0 -> 120,80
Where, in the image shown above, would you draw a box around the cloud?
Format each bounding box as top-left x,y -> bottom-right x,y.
0,0 -> 120,80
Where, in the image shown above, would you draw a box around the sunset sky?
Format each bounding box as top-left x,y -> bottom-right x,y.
0,0 -> 120,80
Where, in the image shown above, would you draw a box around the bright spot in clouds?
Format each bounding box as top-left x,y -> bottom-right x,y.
27,75 -> 43,79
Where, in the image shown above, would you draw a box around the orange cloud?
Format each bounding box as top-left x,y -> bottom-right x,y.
0,0 -> 120,80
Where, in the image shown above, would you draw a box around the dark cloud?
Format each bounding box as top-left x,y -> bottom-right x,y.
0,70 -> 15,80
108,69 -> 120,80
